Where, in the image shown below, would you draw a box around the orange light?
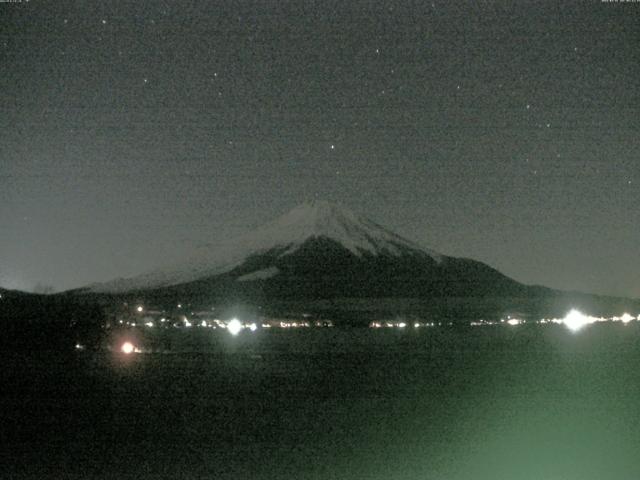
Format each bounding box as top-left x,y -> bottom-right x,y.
121,342 -> 135,354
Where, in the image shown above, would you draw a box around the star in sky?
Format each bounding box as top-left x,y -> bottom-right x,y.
1,1 -> 638,297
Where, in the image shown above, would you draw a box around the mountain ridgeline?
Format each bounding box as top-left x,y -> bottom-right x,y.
84,201 -> 551,303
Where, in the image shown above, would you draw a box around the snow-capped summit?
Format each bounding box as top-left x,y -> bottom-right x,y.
88,200 -> 444,293
234,199 -> 443,260
85,200 -> 533,301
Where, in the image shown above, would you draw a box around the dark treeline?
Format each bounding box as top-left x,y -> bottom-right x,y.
0,290 -> 105,352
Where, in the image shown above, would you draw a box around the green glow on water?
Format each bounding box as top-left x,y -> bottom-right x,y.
4,324 -> 640,479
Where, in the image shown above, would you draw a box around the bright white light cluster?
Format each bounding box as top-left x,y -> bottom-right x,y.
470,320 -> 495,326
227,318 -> 243,335
369,321 -> 436,328
562,309 -> 592,332
615,313 -> 635,324
368,311 -> 639,330
546,309 -> 636,332
279,321 -> 311,328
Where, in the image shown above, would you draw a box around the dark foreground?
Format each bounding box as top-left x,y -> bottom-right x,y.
2,325 -> 640,479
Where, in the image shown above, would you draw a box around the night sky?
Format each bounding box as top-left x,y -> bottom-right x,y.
1,1 -> 638,297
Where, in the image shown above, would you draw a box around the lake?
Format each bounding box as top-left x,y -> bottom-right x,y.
2,324 -> 640,479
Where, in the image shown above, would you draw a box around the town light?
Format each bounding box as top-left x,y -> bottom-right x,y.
563,309 -> 589,332
227,318 -> 243,335
620,313 -> 634,324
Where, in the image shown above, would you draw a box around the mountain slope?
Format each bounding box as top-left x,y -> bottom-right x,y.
85,200 -> 531,299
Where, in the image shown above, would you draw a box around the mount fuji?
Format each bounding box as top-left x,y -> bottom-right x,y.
83,201 -> 540,299
83,200 -> 541,301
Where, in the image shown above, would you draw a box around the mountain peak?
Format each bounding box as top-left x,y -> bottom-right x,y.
273,200 -> 364,237
255,201 -> 441,259
87,202 -> 444,293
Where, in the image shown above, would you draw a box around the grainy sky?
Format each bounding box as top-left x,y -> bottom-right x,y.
1,0 -> 638,297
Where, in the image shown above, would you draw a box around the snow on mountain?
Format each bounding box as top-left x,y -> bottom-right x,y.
236,266 -> 280,282
234,200 -> 443,259
88,200 -> 444,293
